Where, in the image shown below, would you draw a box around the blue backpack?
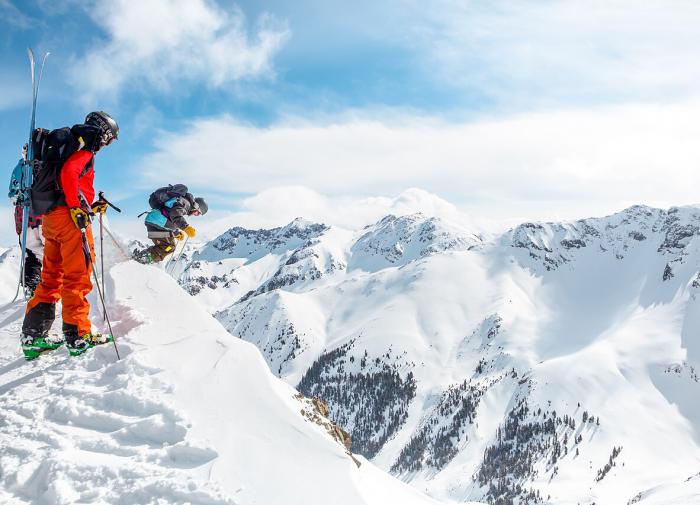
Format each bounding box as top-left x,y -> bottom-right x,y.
145,184 -> 188,228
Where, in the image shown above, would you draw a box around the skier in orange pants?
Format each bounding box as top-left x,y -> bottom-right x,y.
21,111 -> 119,360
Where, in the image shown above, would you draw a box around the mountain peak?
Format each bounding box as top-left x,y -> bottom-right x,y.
506,204 -> 700,272
349,213 -> 480,271
196,219 -> 330,262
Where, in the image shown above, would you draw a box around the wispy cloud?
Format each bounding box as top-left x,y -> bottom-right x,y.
0,0 -> 31,28
140,100 -> 700,223
396,0 -> 700,108
201,186 -> 465,235
72,0 -> 290,100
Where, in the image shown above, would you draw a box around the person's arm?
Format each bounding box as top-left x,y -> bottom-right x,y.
59,150 -> 93,208
168,198 -> 190,230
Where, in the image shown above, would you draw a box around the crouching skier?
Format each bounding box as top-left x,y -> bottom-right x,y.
133,184 -> 208,264
9,152 -> 44,296
21,111 -> 119,360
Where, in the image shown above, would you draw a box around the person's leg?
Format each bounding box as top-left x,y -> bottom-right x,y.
53,208 -> 94,344
21,215 -> 63,359
23,227 -> 44,295
150,237 -> 177,262
134,236 -> 176,263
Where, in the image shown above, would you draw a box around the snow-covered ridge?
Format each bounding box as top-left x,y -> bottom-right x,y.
196,217 -> 330,263
0,253 -> 441,505
180,212 -> 476,311
350,213 -> 481,271
180,203 -> 700,505
506,204 -> 700,274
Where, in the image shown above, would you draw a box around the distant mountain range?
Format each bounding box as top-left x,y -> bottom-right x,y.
179,203 -> 700,505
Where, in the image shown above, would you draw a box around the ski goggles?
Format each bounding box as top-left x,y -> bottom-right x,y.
101,131 -> 117,147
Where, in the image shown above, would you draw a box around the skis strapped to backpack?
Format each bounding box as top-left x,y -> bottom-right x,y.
29,124 -> 100,215
13,48 -> 49,303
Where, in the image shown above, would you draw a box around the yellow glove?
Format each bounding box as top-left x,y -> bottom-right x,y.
91,199 -> 108,214
183,225 -> 196,238
69,207 -> 90,230
174,231 -> 184,241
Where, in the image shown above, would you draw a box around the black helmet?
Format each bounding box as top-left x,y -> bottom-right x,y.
85,111 -> 119,148
194,197 -> 208,215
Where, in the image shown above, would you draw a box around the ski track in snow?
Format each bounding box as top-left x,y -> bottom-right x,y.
0,302 -> 232,505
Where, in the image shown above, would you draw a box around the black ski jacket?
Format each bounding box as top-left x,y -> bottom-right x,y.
146,193 -> 196,232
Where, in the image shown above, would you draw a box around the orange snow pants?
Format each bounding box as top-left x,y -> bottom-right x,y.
23,207 -> 95,338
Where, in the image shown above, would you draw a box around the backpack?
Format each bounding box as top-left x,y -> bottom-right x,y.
30,124 -> 101,215
148,184 -> 189,210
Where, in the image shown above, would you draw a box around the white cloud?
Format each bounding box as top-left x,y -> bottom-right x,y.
74,0 -> 289,99
177,186 -> 489,243
139,101 -> 700,224
98,186 -> 470,245
398,0 -> 700,106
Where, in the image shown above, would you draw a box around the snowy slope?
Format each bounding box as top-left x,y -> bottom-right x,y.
629,471 -> 700,504
182,203 -> 700,505
0,245 -> 446,505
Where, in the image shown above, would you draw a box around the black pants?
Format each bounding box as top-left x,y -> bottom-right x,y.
144,236 -> 177,263
24,248 -> 42,294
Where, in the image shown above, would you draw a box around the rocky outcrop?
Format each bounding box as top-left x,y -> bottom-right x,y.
295,392 -> 360,467
297,342 -> 417,459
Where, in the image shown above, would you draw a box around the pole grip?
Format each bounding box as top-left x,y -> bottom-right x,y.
98,191 -> 122,213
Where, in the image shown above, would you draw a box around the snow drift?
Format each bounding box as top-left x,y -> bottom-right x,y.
0,251 -> 443,505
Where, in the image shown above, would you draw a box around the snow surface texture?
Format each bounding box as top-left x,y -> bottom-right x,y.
0,223 -> 443,505
180,205 -> 700,505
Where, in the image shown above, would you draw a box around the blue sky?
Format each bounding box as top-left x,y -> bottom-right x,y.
3,0 -> 700,241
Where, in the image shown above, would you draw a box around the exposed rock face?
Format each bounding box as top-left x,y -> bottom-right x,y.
295,393 -> 359,467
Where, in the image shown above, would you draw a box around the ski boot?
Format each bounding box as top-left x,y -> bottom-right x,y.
132,249 -> 154,264
67,333 -> 113,357
21,334 -> 64,361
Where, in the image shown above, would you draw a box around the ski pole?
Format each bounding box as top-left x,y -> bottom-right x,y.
164,233 -> 183,273
167,235 -> 189,275
163,240 -> 178,272
174,235 -> 189,270
95,192 -> 124,320
99,213 -> 106,321
97,191 -> 121,213
79,228 -> 120,361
